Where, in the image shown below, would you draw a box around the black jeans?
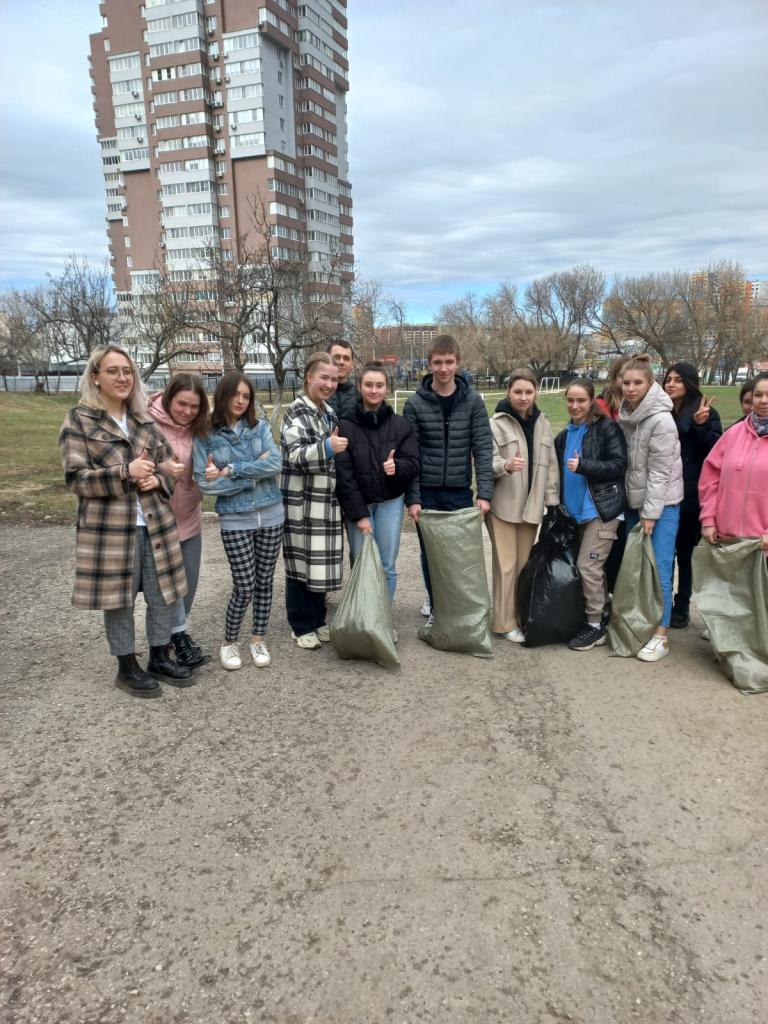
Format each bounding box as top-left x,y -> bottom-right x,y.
673,502 -> 701,613
416,487 -> 475,605
285,578 -> 327,637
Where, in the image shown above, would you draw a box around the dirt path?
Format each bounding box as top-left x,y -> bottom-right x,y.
1,523 -> 766,1024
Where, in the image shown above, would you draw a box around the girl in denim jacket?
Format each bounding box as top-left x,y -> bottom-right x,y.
193,373 -> 283,671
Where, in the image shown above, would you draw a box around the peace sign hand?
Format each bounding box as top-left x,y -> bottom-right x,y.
693,395 -> 715,425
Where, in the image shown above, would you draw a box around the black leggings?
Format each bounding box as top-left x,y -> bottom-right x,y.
673,503 -> 701,612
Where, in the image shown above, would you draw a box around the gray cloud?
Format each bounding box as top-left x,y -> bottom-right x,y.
348,0 -> 768,314
0,0 -> 765,318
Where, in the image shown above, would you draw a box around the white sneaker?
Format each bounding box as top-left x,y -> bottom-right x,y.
250,642 -> 271,668
425,613 -> 434,627
502,628 -> 526,643
316,625 -> 331,642
293,631 -> 321,650
392,629 -> 399,644
220,643 -> 241,670
637,634 -> 669,662
420,597 -> 431,617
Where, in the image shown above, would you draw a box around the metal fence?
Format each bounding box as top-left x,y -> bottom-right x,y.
0,374 -> 301,406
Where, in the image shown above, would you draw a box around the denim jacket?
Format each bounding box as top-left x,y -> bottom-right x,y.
193,418 -> 282,514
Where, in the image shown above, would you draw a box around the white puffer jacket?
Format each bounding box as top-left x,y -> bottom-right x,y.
618,382 -> 683,519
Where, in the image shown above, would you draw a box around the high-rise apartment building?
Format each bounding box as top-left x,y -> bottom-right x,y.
89,0 -> 352,375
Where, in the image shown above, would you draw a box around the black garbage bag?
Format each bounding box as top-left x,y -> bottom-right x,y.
516,505 -> 585,647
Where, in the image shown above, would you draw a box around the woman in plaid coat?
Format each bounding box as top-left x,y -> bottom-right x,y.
58,345 -> 191,698
281,351 -> 348,649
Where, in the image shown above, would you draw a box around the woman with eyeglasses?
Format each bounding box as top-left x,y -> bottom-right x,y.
59,345 -> 191,698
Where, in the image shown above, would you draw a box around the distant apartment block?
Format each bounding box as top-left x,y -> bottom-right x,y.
89,0 -> 353,375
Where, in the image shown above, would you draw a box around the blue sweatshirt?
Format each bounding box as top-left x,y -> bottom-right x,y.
563,422 -> 598,523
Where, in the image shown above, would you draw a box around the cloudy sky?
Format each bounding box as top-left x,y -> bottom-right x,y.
1,0 -> 766,320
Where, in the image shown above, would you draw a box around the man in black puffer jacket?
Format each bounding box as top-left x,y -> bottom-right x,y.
326,340 -> 360,420
403,336 -> 494,613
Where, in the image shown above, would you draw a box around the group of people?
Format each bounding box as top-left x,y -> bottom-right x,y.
59,337 -> 768,698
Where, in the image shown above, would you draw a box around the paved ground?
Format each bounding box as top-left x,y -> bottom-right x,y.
1,521 -> 766,1024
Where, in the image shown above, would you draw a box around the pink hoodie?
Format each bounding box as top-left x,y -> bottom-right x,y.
148,392 -> 203,541
698,416 -> 768,539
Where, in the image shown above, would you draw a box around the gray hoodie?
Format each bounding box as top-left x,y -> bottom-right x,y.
619,381 -> 683,519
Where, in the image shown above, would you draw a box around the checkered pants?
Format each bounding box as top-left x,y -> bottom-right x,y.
220,526 -> 283,641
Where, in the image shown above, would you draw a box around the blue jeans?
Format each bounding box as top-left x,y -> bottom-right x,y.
347,497 -> 404,602
626,505 -> 680,628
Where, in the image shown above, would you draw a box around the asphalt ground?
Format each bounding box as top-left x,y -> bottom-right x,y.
1,522 -> 766,1024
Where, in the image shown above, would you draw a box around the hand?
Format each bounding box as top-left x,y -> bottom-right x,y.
137,473 -> 160,492
204,453 -> 221,481
357,517 -> 373,535
476,498 -> 490,516
759,533 -> 768,553
641,518 -> 656,536
566,451 -> 580,473
702,525 -> 718,545
159,453 -> 185,480
328,427 -> 348,454
408,503 -> 422,525
128,454 -> 155,481
693,395 -> 716,426
382,449 -> 396,476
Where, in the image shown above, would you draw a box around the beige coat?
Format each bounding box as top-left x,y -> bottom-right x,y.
490,408 -> 560,524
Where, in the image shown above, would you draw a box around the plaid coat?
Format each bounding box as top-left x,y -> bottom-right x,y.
59,404 -> 187,611
280,395 -> 343,592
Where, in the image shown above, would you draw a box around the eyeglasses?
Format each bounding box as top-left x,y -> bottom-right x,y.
99,367 -> 134,378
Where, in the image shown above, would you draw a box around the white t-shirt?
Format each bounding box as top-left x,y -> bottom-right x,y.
111,413 -> 146,527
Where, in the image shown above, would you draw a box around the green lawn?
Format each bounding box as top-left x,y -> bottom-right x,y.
0,387 -> 746,522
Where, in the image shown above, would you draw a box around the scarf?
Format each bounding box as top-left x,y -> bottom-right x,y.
751,412 -> 768,437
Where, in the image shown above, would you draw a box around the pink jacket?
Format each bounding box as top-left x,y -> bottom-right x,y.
147,393 -> 203,541
698,417 -> 768,539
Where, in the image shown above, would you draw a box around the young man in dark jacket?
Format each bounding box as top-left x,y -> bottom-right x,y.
403,335 -> 494,615
326,340 -> 359,420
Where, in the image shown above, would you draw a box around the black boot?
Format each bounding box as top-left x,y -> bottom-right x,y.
670,603 -> 690,629
147,644 -> 195,686
171,631 -> 207,668
115,654 -> 162,698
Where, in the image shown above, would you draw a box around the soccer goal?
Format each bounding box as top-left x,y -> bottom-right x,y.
539,376 -> 561,392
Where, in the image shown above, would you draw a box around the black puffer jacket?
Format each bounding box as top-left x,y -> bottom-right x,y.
402,373 -> 494,504
327,379 -> 359,420
335,402 -> 420,522
674,398 -> 722,511
554,415 -> 628,522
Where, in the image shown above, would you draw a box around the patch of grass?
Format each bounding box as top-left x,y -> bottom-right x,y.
0,387 -> 746,522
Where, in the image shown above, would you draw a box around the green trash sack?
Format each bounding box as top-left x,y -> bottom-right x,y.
417,507 -> 493,658
693,538 -> 768,695
329,533 -> 400,669
607,523 -> 663,657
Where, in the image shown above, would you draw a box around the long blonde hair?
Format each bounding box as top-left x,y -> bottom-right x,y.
80,345 -> 147,416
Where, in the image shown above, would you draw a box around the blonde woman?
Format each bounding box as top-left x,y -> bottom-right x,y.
281,352 -> 348,649
618,354 -> 683,662
487,368 -> 559,642
59,346 -> 190,697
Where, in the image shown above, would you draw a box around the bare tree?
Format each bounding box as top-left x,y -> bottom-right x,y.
196,192 -> 348,429
525,264 -> 606,373
121,268 -> 209,381
347,276 -> 408,364
0,289 -> 55,392
605,272 -> 686,367
27,255 -> 118,366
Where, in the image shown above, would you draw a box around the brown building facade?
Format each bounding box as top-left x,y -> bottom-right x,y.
89,0 -> 353,374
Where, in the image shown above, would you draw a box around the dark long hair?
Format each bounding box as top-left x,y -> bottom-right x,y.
211,372 -> 258,429
663,361 -> 702,415
161,373 -> 210,437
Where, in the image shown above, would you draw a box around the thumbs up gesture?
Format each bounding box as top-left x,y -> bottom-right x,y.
566,450 -> 580,473
693,394 -> 715,425
204,452 -> 220,481
328,426 -> 348,454
159,450 -> 185,480
382,448 -> 396,476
